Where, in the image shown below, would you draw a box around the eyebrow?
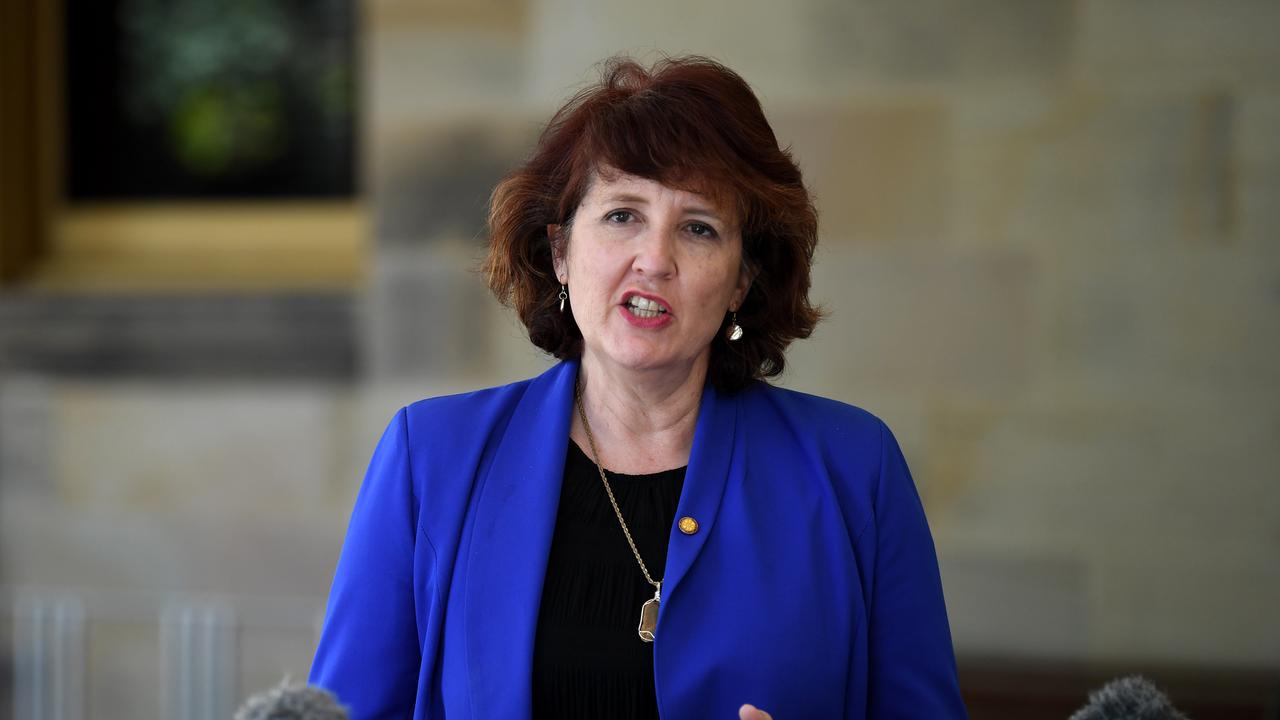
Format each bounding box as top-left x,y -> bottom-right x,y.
600,193 -> 725,221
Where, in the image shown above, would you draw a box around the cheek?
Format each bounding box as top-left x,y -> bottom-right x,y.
569,247 -> 625,297
694,261 -> 744,302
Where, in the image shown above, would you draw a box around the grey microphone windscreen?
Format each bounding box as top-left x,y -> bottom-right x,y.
1068,675 -> 1190,720
233,681 -> 349,720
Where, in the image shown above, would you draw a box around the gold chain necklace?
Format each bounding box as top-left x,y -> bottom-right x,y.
573,380 -> 662,643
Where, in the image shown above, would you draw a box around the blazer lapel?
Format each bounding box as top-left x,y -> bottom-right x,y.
463,359 -> 576,720
658,381 -> 738,621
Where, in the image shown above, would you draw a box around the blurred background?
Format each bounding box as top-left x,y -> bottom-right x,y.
1,0 -> 1277,718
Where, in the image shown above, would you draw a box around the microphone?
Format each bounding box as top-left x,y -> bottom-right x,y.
234,681 -> 349,720
1069,676 -> 1190,720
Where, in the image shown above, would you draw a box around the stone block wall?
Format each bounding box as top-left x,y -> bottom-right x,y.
2,1 -> 1278,715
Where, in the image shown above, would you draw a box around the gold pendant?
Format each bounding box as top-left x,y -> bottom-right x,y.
638,585 -> 660,642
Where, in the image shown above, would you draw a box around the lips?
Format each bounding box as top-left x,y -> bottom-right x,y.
621,291 -> 672,319
619,291 -> 674,328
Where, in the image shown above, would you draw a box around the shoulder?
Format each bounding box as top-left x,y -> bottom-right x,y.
735,383 -> 909,533
402,376 -> 537,435
737,381 -> 889,455
395,360 -> 572,469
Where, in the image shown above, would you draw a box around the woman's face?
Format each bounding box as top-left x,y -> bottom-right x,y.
553,170 -> 751,380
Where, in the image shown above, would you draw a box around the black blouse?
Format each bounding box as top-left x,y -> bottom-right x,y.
532,441 -> 687,720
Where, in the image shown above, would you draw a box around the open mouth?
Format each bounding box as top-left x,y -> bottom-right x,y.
624,295 -> 669,319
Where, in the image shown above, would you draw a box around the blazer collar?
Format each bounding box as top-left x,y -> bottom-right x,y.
658,376 -> 737,616
462,358 -> 737,719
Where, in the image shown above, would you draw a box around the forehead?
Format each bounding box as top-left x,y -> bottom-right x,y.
581,169 -> 732,215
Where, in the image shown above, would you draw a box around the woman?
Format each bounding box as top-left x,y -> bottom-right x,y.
310,56 -> 967,720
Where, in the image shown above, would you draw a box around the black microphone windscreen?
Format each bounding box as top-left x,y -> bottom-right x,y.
1068,675 -> 1190,720
234,682 -> 349,720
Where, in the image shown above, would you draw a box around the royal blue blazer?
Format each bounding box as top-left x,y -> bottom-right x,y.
310,359 -> 967,719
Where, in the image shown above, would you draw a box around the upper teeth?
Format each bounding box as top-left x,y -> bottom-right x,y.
628,296 -> 664,312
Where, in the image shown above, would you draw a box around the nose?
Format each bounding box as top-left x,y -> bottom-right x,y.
632,226 -> 677,279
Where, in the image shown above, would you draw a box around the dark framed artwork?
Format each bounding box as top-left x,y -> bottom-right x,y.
65,0 -> 357,200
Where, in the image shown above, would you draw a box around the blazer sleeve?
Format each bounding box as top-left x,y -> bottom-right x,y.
309,408 -> 422,719
858,419 -> 968,719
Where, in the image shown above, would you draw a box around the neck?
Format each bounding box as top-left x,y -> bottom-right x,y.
573,352 -> 707,474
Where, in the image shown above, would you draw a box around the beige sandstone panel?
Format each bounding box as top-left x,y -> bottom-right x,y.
950,400 -> 1280,662
525,0 -> 812,106
1236,93 -> 1280,253
785,246 -> 1035,395
368,0 -> 529,123
3,496 -> 192,590
529,0 -> 1074,103
774,103 -> 948,247
803,0 -> 1075,87
957,404 -> 1278,552
371,120 -> 539,244
940,550 -> 1092,660
1093,558 -> 1280,667
1001,92 -> 1229,251
1044,247 -> 1280,400
947,90 -> 1059,250
1074,0 -> 1280,90
53,385 -> 344,514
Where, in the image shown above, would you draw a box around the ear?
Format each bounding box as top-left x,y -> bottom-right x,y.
548,224 -> 568,283
730,260 -> 756,311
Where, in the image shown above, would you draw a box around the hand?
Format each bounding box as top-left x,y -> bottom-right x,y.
738,703 -> 773,720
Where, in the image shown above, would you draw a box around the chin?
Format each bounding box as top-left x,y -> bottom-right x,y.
606,352 -> 676,374
591,337 -> 705,377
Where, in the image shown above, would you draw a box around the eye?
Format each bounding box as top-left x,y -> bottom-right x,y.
687,222 -> 719,238
605,210 -> 634,224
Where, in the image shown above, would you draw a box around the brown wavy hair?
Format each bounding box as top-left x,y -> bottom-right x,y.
483,55 -> 821,393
